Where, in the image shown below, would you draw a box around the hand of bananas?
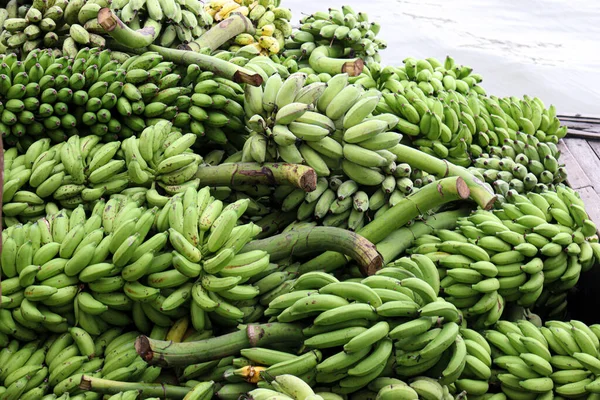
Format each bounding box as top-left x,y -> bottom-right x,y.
1,1 -> 600,400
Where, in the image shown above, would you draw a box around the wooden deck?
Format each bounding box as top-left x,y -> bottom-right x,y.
557,115 -> 600,230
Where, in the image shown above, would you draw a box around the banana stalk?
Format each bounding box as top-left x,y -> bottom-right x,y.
309,45 -> 364,77
299,177 -> 471,275
98,8 -> 156,49
183,12 -> 256,52
152,44 -> 263,85
196,163 -> 317,192
376,208 -> 471,263
80,376 -> 191,399
390,144 -> 497,210
242,226 -> 383,276
136,323 -> 304,367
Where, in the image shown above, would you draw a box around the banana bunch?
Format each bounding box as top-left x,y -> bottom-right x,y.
220,0 -> 293,56
485,319 -> 600,400
470,131 -> 566,196
2,134 -> 149,216
408,184 -> 599,322
274,171 -> 435,234
291,6 -> 386,65
121,120 -> 203,191
261,270 -> 466,394
242,71 -> 404,186
204,0 -> 250,22
360,56 -> 483,98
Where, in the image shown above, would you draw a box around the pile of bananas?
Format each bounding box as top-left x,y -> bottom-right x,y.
2,1 -> 600,399
407,184 -> 599,323
206,0 -> 293,57
291,6 -> 386,66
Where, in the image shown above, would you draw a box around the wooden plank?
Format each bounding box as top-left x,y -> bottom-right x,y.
566,129 -> 600,140
586,140 -> 600,162
562,138 -> 600,191
558,140 -> 593,189
574,186 -> 600,230
558,114 -> 600,123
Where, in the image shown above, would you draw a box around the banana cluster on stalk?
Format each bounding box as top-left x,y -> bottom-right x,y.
408,184 -> 599,322
290,6 -> 387,65
469,131 -> 566,196
260,269 -> 468,395
209,0 -> 293,56
109,0 -> 214,49
483,319 -> 600,400
275,170 -> 435,232
242,71 -> 403,184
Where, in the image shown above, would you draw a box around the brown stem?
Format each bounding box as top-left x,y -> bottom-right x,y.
242,226 -> 383,276
98,8 -> 156,49
136,323 -> 304,367
79,376 -> 190,399
182,12 -> 255,52
196,163 -> 317,192
298,177 -> 471,275
308,45 -> 364,77
390,144 -> 497,210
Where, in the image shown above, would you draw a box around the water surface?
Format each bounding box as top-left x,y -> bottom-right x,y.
286,0 -> 600,115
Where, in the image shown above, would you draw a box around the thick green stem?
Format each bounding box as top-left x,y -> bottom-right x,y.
298,177 -> 471,275
79,376 -> 190,399
376,208 -> 471,263
196,163 -> 317,192
182,12 -> 255,52
309,45 -> 364,77
98,8 -> 156,49
147,44 -> 262,86
136,323 -> 304,367
390,144 -> 497,210
242,226 -> 383,276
